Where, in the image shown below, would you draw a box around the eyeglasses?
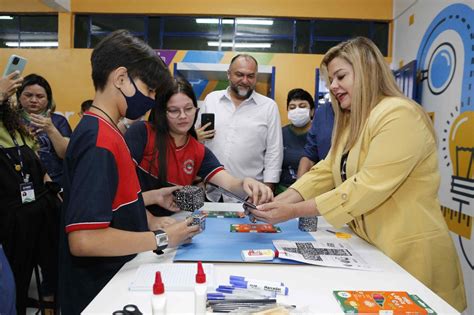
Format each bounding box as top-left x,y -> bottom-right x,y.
166,107 -> 198,119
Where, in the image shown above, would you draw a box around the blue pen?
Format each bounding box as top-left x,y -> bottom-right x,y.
230,276 -> 289,295
207,293 -> 272,300
216,286 -> 276,297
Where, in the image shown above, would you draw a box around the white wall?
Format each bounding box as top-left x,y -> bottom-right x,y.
393,1 -> 474,314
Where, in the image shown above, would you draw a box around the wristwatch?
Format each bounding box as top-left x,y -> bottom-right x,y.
153,229 -> 168,255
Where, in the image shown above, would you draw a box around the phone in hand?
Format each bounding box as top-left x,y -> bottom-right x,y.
3,54 -> 27,78
201,113 -> 215,139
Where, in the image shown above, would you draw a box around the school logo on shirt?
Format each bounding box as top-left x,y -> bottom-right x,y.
183,159 -> 194,175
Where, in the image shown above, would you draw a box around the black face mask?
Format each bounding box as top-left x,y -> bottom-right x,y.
118,76 -> 156,120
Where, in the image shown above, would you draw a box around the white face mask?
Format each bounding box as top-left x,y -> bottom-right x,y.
288,107 -> 311,127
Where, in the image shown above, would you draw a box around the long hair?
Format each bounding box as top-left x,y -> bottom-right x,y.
320,36 -> 435,152
148,76 -> 199,186
1,99 -> 33,140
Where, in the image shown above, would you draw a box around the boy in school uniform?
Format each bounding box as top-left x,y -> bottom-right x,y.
58,30 -> 200,315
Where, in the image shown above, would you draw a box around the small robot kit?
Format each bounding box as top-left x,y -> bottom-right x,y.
187,213 -> 206,231
174,185 -> 205,212
298,216 -> 318,232
230,223 -> 281,233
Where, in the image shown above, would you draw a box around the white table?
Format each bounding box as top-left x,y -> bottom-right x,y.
82,218 -> 459,314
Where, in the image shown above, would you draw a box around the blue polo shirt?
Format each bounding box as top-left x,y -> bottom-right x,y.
59,112 -> 148,315
303,102 -> 334,162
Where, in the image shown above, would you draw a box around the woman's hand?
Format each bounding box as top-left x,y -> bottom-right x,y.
148,216 -> 176,231
195,122 -> 215,142
0,71 -> 23,102
162,217 -> 201,247
249,201 -> 298,225
29,110 -> 55,134
242,177 -> 273,205
147,186 -> 181,212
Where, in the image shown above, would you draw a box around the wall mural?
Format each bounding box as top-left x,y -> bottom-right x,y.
416,3 -> 473,270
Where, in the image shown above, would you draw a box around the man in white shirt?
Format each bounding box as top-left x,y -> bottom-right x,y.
197,54 -> 283,198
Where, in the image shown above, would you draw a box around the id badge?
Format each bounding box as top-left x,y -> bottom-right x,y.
20,182 -> 35,204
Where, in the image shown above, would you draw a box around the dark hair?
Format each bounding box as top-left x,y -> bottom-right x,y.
229,54 -> 258,68
80,99 -> 93,114
286,88 -> 315,110
91,29 -> 172,93
1,100 -> 32,139
17,73 -> 53,110
148,77 -> 198,186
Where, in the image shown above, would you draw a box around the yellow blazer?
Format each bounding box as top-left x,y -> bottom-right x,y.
292,97 -> 466,312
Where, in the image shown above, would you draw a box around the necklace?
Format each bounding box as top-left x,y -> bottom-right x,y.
90,105 -> 121,132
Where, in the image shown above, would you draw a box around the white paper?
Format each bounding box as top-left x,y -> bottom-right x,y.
129,263 -> 214,291
198,202 -> 244,212
273,240 -> 375,271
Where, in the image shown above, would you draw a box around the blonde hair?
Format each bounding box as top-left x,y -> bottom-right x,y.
320,37 -> 435,152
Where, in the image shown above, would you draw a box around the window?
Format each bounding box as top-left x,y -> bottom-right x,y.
0,14 -> 58,48
74,14 -> 389,56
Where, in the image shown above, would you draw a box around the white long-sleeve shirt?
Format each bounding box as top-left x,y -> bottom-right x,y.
198,88 -> 283,185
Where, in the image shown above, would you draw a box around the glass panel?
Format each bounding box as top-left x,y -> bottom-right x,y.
148,17 -> 162,48
312,40 -> 341,54
222,19 -> 235,41
295,20 -> 310,53
74,15 -> 89,48
372,22 -> 389,56
91,15 -> 145,33
162,35 -> 219,51
21,15 -> 57,33
0,15 -> 19,34
313,20 -> 370,39
234,37 -> 293,53
164,17 -> 219,34
90,32 -> 144,47
0,32 -> 19,48
235,18 -> 292,37
18,32 -> 58,48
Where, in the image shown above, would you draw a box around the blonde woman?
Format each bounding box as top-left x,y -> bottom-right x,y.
250,37 -> 466,312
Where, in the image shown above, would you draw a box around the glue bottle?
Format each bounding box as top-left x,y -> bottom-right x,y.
152,271 -> 167,314
194,261 -> 207,315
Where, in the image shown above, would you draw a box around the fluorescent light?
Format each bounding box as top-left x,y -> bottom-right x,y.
196,18 -> 220,24
236,19 -> 273,26
0,16 -> 13,20
196,18 -> 273,26
207,41 -> 271,48
5,41 -> 58,47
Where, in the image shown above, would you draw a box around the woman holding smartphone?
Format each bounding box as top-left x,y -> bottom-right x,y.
1,73 -> 61,315
17,73 -> 72,184
125,77 -> 273,217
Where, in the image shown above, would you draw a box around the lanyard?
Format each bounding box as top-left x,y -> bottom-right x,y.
0,133 -> 29,183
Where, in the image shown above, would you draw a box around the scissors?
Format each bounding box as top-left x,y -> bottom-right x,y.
112,304 -> 143,315
206,182 -> 258,222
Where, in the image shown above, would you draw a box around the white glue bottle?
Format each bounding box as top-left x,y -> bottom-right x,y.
194,261 -> 207,315
151,271 -> 167,314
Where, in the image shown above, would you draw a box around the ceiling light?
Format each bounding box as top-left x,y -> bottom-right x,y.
5,41 -> 58,47
196,18 -> 273,26
0,16 -> 14,20
207,41 -> 271,48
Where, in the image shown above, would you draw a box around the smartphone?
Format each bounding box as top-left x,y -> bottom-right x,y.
3,54 -> 27,78
201,113 -> 215,138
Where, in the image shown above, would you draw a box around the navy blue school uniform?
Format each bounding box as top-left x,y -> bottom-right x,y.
125,121 -> 224,216
58,112 -> 148,315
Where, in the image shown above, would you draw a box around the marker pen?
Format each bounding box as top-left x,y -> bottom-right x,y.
229,276 -> 289,295
215,286 -> 276,298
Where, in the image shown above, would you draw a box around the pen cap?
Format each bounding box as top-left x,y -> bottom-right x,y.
196,261 -> 206,284
153,271 -> 165,295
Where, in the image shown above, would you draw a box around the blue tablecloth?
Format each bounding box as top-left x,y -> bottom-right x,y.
174,217 -> 314,264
